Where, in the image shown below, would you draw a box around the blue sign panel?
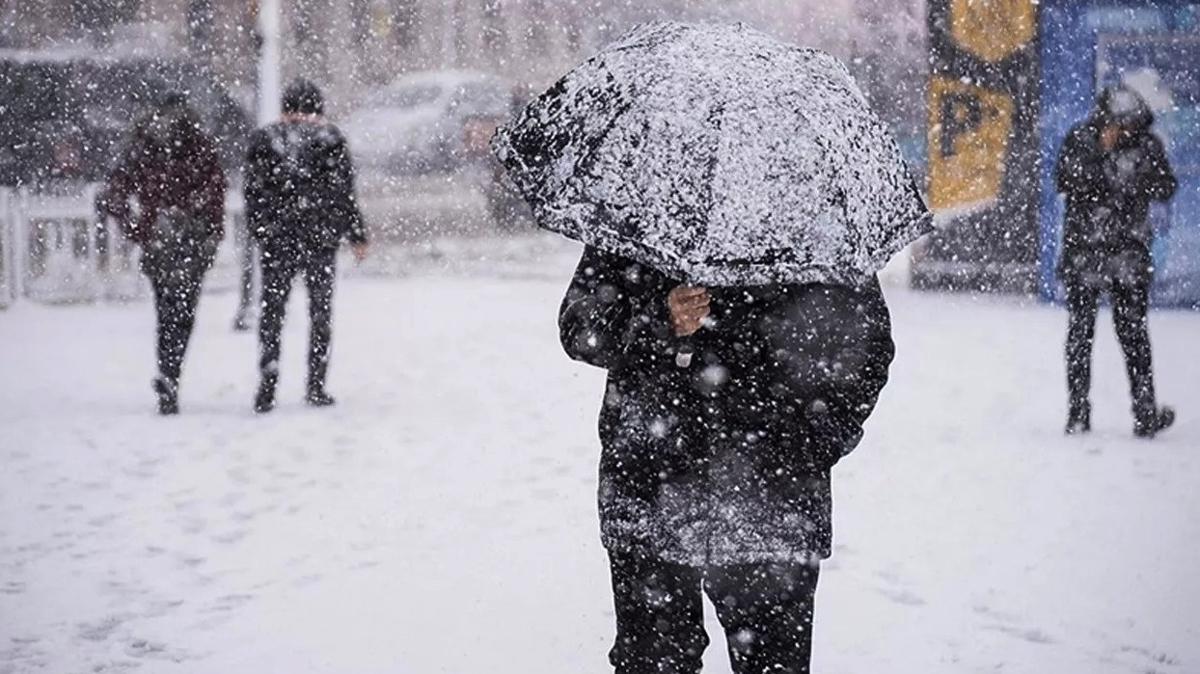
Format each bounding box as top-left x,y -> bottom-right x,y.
1039,1 -> 1200,308
1098,36 -> 1200,306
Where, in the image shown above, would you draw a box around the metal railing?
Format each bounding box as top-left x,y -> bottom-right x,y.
0,184 -> 247,307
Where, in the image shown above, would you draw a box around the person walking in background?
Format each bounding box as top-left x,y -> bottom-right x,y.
244,79 -> 369,414
97,91 -> 226,415
1056,85 -> 1177,438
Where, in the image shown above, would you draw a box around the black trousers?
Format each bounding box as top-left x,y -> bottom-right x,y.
609,553 -> 819,674
1065,280 -> 1156,420
148,267 -> 205,383
258,247 -> 336,392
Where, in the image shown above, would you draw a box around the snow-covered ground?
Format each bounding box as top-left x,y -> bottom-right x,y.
1,239 -> 1197,674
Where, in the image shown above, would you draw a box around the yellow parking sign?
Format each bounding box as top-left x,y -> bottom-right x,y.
928,76 -> 1015,212
950,0 -> 1037,63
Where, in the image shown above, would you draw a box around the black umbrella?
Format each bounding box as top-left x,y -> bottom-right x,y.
493,21 -> 933,287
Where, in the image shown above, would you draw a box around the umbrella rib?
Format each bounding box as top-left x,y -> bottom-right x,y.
695,101 -> 724,269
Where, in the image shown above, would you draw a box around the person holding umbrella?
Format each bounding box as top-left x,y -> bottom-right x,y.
494,22 -> 931,674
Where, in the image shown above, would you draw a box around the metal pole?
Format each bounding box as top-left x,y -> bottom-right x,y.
257,0 -> 283,126
0,189 -> 10,307
13,188 -> 28,301
83,183 -> 99,303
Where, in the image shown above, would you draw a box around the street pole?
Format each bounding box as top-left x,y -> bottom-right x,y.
257,0 -> 283,125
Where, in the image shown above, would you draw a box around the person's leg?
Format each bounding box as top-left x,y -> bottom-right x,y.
608,552 -> 708,674
256,251 -> 294,412
705,562 -> 820,674
149,276 -> 172,380
1064,283 -> 1100,432
167,266 -> 206,384
147,273 -> 180,414
1112,280 -> 1154,415
159,266 -> 206,383
303,249 -> 336,402
1112,280 -> 1172,436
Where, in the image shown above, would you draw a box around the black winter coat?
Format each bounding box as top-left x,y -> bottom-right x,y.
560,246 -> 894,565
99,106 -> 226,247
244,119 -> 367,254
98,106 -> 226,283
1055,107 -> 1176,289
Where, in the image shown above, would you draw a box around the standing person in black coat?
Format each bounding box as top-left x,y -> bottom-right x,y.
560,246 -> 894,674
244,79 -> 369,413
1055,86 -> 1177,437
98,91 -> 226,415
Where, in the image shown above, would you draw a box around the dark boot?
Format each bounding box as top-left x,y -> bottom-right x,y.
305,386 -> 336,407
1134,406 -> 1175,439
1065,401 -> 1091,435
254,375 -> 278,414
232,308 -> 253,332
153,376 -> 179,416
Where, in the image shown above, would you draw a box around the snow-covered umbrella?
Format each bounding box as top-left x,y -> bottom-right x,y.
493,21 -> 933,287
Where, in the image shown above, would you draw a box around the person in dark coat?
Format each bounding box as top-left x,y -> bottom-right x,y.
244,79 -> 369,413
560,246 -> 894,674
97,91 -> 226,415
1055,86 -> 1177,437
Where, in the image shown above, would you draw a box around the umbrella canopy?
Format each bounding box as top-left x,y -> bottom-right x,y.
493,21 -> 933,287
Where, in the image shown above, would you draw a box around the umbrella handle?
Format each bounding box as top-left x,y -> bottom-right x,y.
674,339 -> 694,368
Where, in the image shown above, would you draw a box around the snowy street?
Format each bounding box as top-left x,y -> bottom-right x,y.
1,239 -> 1198,674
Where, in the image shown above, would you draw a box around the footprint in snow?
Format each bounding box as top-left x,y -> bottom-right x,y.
123,639 -> 167,658
0,640 -> 49,674
1119,644 -> 1180,668
230,508 -> 259,523
875,586 -> 925,607
204,593 -> 255,613
530,487 -> 562,502
76,614 -> 133,642
985,623 -> 1055,644
972,604 -> 1020,622
139,598 -> 185,619
87,658 -> 142,671
292,573 -> 324,588
87,513 -> 118,528
218,491 -> 247,507
176,554 -> 206,568
211,529 -> 249,545
177,516 -> 207,535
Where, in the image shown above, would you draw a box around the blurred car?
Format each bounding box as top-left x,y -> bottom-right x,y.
341,70 -> 515,175
458,111 -> 534,230
0,49 -> 251,187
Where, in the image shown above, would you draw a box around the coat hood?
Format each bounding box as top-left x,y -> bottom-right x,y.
1094,85 -> 1154,133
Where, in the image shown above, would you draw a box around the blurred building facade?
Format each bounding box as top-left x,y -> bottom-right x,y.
1,0 -> 924,120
